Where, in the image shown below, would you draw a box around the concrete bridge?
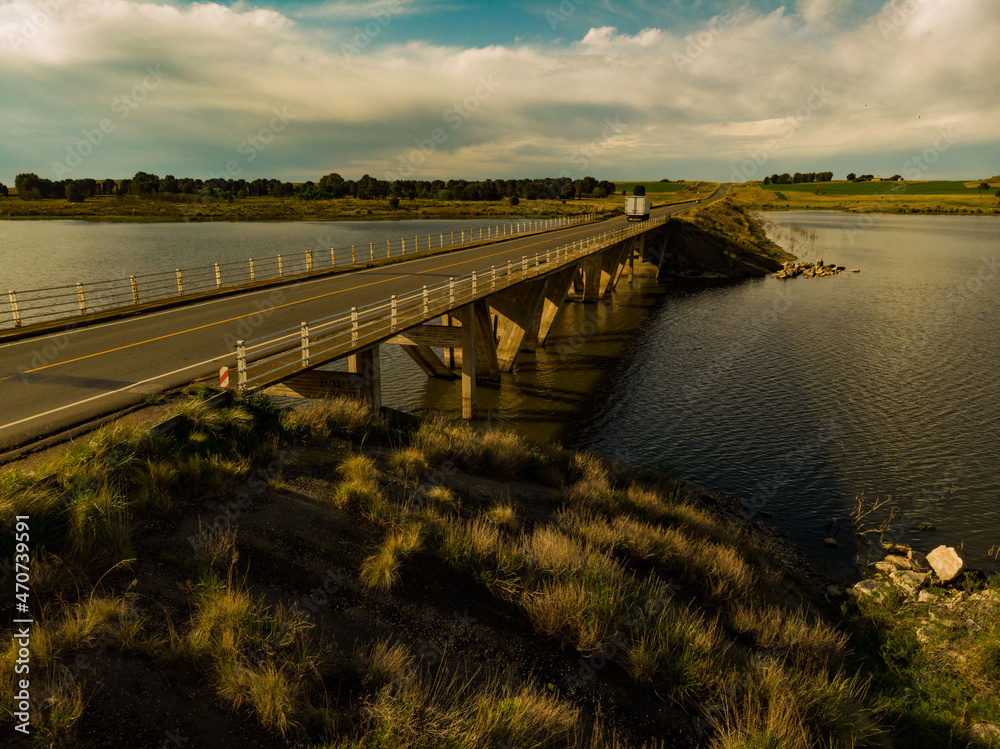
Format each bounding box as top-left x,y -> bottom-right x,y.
0,189 -> 724,453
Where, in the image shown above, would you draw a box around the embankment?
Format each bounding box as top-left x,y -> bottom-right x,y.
658,198 -> 796,280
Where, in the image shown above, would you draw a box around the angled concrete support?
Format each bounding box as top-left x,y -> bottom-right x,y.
535,264 -> 579,347
348,345 -> 381,409
399,344 -> 455,378
605,242 -> 631,295
581,254 -> 605,302
488,278 -> 546,371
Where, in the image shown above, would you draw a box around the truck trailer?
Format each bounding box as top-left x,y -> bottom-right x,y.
625,195 -> 651,221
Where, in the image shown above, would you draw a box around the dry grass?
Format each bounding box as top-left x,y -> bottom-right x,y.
185,572 -> 327,736
729,601 -> 849,672
286,396 -> 381,438
190,518 -> 239,573
386,446 -> 429,480
353,653 -> 604,749
360,524 -> 424,590
485,501 -> 518,529
707,660 -> 879,749
422,485 -> 460,514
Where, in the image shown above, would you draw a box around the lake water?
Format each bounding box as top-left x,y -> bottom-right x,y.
2,213 -> 997,576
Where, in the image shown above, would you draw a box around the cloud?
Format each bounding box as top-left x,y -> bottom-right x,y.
0,0 -> 998,182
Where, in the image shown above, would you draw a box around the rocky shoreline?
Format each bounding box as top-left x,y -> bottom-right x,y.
775,258 -> 860,279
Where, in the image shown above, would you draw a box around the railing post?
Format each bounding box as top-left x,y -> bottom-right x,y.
306,250 -> 313,273
250,258 -> 256,281
439,233 -> 443,249
300,321 -> 310,367
9,291 -> 21,327
521,256 -> 527,274
330,249 -> 336,268
278,255 -> 284,277
507,259 -> 511,279
76,283 -> 86,315
215,262 -> 222,289
534,253 -> 539,274
370,243 -> 374,262
461,230 -> 465,244
351,244 -> 357,264
449,277 -> 455,305
423,285 -> 428,315
491,266 -> 496,290
176,269 -> 183,295
236,340 -> 247,390
401,238 -> 405,255
391,295 -> 397,329
472,271 -> 477,297
130,275 -> 139,305
387,239 -> 391,258
451,231 -> 455,246
351,307 -> 358,347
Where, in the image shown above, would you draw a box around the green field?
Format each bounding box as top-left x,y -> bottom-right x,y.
760,180 -> 991,196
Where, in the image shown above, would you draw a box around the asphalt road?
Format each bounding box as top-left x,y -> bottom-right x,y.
0,191 -> 725,451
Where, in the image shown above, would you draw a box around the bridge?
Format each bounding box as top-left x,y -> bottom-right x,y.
0,189 -> 724,454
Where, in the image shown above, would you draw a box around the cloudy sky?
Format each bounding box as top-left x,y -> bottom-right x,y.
1,0 -> 997,185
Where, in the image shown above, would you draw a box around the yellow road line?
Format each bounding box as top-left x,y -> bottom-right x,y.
2,220 -> 616,379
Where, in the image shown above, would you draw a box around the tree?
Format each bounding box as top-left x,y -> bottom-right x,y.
388,197 -> 400,209
846,173 -> 856,181
130,171 -> 160,197
0,182 -> 7,197
102,178 -> 116,195
560,182 -> 576,200
159,175 -> 179,194
508,196 -> 519,206
633,184 -> 646,196
979,182 -> 990,204
65,181 -> 85,202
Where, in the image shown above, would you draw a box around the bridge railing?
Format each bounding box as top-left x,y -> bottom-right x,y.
236,216 -> 665,392
2,215 -> 597,332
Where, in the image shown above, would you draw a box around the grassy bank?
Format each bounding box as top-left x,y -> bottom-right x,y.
1,393 -> 997,747
727,180 -> 1000,215
0,184 -> 717,223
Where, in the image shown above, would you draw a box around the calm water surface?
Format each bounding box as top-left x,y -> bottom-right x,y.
2,213 -> 997,576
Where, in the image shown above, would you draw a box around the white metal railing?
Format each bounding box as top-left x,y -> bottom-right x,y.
1,214 -> 599,331
235,216 -> 664,392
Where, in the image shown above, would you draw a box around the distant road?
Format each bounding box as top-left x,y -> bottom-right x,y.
0,188 -> 727,453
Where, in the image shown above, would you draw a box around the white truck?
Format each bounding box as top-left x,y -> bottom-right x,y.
625,195 -> 651,221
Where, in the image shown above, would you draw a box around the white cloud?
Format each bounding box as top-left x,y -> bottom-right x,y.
1,0 -> 998,181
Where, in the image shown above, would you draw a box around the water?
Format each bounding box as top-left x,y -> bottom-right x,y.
0,219 -> 505,294
2,213 -> 998,575
557,213 -> 1000,577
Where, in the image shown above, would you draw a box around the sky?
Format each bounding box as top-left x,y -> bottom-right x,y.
1,0 -> 998,185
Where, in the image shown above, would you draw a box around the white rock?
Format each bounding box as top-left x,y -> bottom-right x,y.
971,722 -> 1000,746
917,590 -> 934,604
889,570 -> 928,597
850,578 -> 888,599
927,545 -> 965,583
884,554 -> 913,570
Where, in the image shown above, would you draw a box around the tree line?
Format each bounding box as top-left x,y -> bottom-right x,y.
6,172 -> 618,203
762,172 -> 835,185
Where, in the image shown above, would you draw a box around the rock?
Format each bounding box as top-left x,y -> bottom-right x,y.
927,545 -> 965,583
908,549 -> 931,572
881,541 -> 910,554
889,570 -> 928,596
851,268 -> 860,272
917,590 -> 934,604
970,722 -> 1000,747
823,537 -> 838,548
815,259 -> 824,266
872,561 -> 898,575
826,585 -> 844,599
884,554 -> 913,570
850,578 -> 889,599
